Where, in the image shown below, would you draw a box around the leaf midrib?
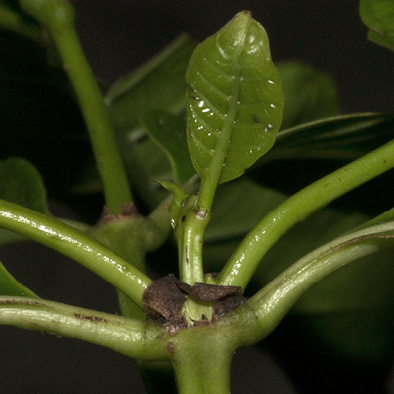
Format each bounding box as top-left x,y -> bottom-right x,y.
197,20 -> 251,210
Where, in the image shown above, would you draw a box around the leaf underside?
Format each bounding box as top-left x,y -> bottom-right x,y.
186,11 -> 283,184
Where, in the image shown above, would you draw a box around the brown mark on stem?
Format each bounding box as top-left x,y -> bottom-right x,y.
74,313 -> 108,323
99,202 -> 140,223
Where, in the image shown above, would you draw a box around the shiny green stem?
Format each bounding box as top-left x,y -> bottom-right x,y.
0,296 -> 168,360
19,0 -> 132,214
219,137 -> 394,288
0,200 -> 151,308
238,233 -> 394,345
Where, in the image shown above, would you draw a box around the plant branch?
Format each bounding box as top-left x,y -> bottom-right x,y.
0,296 -> 169,360
218,137 -> 394,288
0,3 -> 41,41
19,0 -> 132,214
238,225 -> 394,344
147,195 -> 172,251
0,200 -> 151,308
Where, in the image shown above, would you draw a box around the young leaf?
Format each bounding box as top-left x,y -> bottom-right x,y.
278,62 -> 340,130
0,157 -> 47,213
142,110 -> 195,183
186,11 -> 283,187
360,0 -> 394,51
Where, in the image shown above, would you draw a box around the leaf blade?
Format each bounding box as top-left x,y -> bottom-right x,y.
0,157 -> 47,213
142,110 -> 195,183
186,11 -> 283,186
263,112 -> 394,163
278,61 -> 340,130
360,0 -> 394,51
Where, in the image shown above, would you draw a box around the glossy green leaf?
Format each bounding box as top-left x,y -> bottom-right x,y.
142,111 -> 195,183
263,113 -> 394,163
0,157 -> 47,212
278,62 -> 340,130
360,0 -> 394,51
0,260 -> 37,297
186,11 -> 283,184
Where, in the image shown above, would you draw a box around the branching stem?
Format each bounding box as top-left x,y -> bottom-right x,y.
219,137 -> 394,288
0,296 -> 168,360
0,200 -> 151,308
20,0 -> 132,214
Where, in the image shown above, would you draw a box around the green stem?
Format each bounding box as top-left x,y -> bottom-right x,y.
181,20 -> 249,291
171,326 -> 236,394
147,195 -> 172,251
19,0 -> 132,214
178,207 -> 208,286
0,200 -> 151,308
218,137 -> 394,288
0,3 -> 41,41
240,232 -> 394,345
0,296 -> 168,360
177,206 -> 212,322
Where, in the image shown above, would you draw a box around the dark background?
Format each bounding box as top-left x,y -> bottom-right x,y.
1,0 -> 394,393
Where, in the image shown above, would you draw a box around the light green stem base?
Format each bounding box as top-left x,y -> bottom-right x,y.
171,326 -> 235,394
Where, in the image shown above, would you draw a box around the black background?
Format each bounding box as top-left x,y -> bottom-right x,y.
1,1 -> 394,393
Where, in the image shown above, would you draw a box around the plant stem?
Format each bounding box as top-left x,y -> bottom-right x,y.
178,208 -> 208,286
171,326 -> 235,394
218,137 -> 394,288
19,0 -> 132,214
0,3 -> 41,41
0,200 -> 150,308
241,231 -> 394,344
147,195 -> 172,251
0,296 -> 169,360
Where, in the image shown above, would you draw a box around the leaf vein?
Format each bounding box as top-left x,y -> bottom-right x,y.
188,104 -> 220,136
190,87 -> 227,120
203,57 -> 232,80
196,70 -> 231,101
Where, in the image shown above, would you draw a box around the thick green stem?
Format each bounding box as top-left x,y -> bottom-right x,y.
0,296 -> 168,360
0,200 -> 151,308
171,326 -> 236,394
19,0 -> 132,214
218,137 -> 394,288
